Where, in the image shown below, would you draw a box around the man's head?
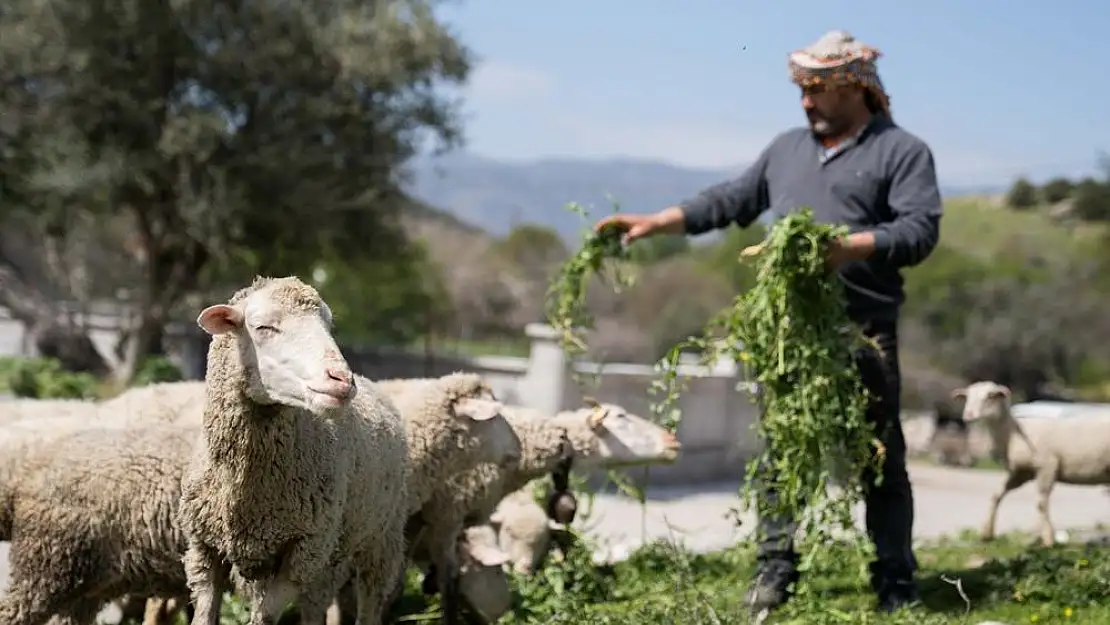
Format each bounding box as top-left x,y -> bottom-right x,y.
788,30 -> 890,138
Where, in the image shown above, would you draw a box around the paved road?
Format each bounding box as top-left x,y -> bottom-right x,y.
2,461 -> 1108,622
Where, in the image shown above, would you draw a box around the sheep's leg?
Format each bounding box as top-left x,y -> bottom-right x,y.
981,472 -> 1030,542
184,539 -> 230,625
435,554 -> 463,625
1035,460 -> 1060,547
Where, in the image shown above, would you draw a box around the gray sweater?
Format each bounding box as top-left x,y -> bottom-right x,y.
679,116 -> 942,323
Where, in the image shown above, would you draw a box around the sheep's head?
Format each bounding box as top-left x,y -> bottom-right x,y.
197,276 -> 355,416
443,373 -> 522,468
557,398 -> 681,468
951,381 -> 1011,423
457,526 -> 513,622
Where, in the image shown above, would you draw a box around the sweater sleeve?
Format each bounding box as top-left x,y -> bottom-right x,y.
679,143 -> 773,235
871,141 -> 943,267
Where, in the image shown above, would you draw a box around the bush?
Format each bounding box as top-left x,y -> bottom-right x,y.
1071,178 -> 1110,222
1040,177 -> 1074,204
0,356 -> 99,399
131,356 -> 184,386
1005,177 -> 1038,209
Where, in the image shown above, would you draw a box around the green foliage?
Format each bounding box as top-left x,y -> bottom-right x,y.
364,531 -> 1110,625
1,0 -> 471,366
130,356 -> 183,387
627,234 -> 690,264
1071,178 -> 1110,222
1040,177 -> 1075,204
0,357 -> 99,399
1005,177 -> 1038,209
317,241 -> 449,347
496,224 -> 569,268
653,209 -> 878,575
697,225 -> 767,291
544,202 -> 635,361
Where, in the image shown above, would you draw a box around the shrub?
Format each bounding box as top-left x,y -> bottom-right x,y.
0,356 -> 99,399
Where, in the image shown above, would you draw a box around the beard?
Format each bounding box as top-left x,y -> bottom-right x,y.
806,108 -> 849,137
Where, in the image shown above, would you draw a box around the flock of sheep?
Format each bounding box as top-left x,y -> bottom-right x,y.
0,275 -> 682,625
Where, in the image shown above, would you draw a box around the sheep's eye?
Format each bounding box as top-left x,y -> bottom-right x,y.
254,324 -> 280,334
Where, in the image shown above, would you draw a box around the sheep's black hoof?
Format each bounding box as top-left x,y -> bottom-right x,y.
546,491 -> 578,525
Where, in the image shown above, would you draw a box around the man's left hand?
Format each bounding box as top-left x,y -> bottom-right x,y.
826,232 -> 876,269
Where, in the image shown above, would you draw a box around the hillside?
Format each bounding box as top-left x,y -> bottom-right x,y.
405,151 -> 1007,241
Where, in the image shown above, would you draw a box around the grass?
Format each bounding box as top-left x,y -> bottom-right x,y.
375,527 -> 1110,625
939,197 -> 1106,261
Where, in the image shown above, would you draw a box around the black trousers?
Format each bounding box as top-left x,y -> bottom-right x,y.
753,319 -> 917,589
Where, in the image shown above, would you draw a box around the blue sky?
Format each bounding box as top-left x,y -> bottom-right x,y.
437,0 -> 1107,186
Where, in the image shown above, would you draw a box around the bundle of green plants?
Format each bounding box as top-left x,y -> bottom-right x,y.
547,203 -> 883,575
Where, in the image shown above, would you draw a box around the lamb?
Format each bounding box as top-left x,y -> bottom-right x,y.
954,380 -> 1110,547
487,486 -> 565,575
177,276 -> 410,625
0,423 -> 200,625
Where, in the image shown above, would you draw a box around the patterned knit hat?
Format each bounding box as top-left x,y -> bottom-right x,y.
788,30 -> 891,118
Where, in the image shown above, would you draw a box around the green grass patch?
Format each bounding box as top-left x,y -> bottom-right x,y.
375,529 -> 1110,625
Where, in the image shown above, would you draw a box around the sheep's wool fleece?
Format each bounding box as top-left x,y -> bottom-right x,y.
788,29 -> 891,118
0,424 -> 198,625
179,275 -> 409,618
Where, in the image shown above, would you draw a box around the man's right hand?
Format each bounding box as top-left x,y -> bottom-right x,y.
593,207 -> 686,245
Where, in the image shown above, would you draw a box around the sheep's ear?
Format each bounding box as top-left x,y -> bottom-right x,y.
583,396 -> 600,408
950,387 -> 968,400
197,305 -> 243,335
587,407 -> 607,430
488,510 -> 505,527
468,543 -> 511,567
455,398 -> 502,421
989,386 -> 1011,400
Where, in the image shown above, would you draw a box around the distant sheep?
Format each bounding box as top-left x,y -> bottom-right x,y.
177,276 -> 410,625
954,380 -> 1110,546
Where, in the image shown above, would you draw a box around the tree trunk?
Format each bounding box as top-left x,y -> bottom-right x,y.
0,264 -> 112,376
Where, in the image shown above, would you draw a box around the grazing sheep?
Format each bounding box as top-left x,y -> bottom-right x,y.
0,423 -> 199,625
454,525 -> 514,624
177,276 -> 410,625
488,487 -> 564,575
329,372 -> 522,625
403,400 -> 681,612
954,381 -> 1110,546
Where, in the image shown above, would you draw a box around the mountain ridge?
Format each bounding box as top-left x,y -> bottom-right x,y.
406,151 -> 1006,241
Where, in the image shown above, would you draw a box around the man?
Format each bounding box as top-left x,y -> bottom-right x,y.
593,30 -> 942,615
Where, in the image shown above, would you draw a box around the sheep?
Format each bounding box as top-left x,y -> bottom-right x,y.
0,371 -> 518,625
398,399 -> 681,615
0,397 -> 97,425
0,423 -> 200,625
177,276 -> 410,625
487,486 -> 565,575
954,380 -> 1110,547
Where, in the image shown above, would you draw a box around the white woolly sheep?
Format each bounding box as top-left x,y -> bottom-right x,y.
0,397 -> 97,425
400,400 -> 681,616
954,380 -> 1110,546
0,423 -> 200,625
327,372 -> 522,625
177,276 -> 410,625
488,486 -> 565,575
